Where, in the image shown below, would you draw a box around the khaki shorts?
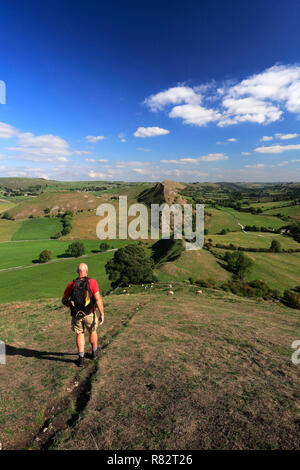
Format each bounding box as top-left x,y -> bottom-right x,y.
71,311 -> 99,334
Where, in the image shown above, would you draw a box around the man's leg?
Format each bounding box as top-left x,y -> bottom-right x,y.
77,332 -> 85,353
89,330 -> 98,350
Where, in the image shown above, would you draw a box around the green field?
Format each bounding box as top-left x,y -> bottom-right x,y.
0,238 -> 134,270
212,248 -> 300,292
264,204 -> 300,221
0,201 -> 16,213
219,207 -> 285,229
208,232 -> 300,250
248,200 -> 295,210
0,219 -> 23,241
12,218 -> 63,240
0,251 -> 114,303
157,248 -> 231,283
205,208 -> 241,234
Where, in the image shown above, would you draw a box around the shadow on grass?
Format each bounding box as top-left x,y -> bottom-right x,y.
6,344 -> 77,364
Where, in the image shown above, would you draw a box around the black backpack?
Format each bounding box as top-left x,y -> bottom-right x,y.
69,277 -> 95,318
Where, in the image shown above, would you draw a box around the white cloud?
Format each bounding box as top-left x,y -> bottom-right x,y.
1,122 -> 90,162
291,159 -> 300,162
169,104 -> 221,126
245,163 -> 266,168
7,132 -> 73,161
199,154 -> 229,161
144,86 -> 201,111
161,153 -> 228,164
255,143 -> 300,153
86,135 -> 105,143
227,138 -> 237,142
278,160 -> 289,166
85,158 -> 96,163
219,97 -> 282,126
88,170 -> 113,178
0,122 -> 19,139
144,65 -> 300,128
118,132 -> 126,142
242,152 -> 250,155
260,136 -> 273,141
134,127 -> 170,138
275,133 -> 299,140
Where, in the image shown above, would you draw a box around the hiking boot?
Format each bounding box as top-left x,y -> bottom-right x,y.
91,349 -> 100,359
76,355 -> 85,367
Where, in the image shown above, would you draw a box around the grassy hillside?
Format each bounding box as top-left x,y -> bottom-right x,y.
208,232 -> 300,250
7,191 -> 103,219
205,208 -> 241,233
0,219 -> 23,241
157,249 -> 230,283
219,207 -> 285,229
212,248 -> 300,293
264,204 -> 300,222
1,286 -> 299,450
0,252 -> 113,303
12,218 -> 63,240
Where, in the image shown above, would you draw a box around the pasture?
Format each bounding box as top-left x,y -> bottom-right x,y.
1,287 -> 299,450
219,207 -> 285,229
208,232 -> 300,250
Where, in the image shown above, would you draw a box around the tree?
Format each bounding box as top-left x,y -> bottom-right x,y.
39,249 -> 52,263
99,242 -> 110,252
1,212 -> 14,220
224,250 -> 253,280
66,241 -> 85,257
52,231 -> 62,239
105,244 -> 155,288
44,207 -> 50,215
270,239 -> 282,253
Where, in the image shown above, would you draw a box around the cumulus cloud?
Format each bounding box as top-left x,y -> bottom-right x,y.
199,154 -> 229,161
88,170 -> 113,178
161,153 -> 228,164
275,133 -> 299,140
143,86 -> 202,111
169,104 -> 221,126
1,122 -> 91,162
255,143 -> 300,153
245,163 -> 266,168
219,97 -> 282,126
143,65 -> 300,128
0,122 -> 19,139
133,127 -> 170,138
260,133 -> 299,142
86,135 -> 105,143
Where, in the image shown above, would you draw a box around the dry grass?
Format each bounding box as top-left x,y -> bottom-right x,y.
49,288 -> 300,450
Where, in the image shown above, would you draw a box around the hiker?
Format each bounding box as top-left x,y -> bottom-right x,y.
61,262 -> 104,367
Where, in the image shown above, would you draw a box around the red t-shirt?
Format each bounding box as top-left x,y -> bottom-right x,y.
64,278 -> 100,313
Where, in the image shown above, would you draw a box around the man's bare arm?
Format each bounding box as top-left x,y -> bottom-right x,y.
94,291 -> 104,325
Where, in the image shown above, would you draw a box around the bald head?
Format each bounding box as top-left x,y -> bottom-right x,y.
77,263 -> 88,277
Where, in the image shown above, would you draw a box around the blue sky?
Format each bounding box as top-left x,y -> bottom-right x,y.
1,0 -> 300,182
